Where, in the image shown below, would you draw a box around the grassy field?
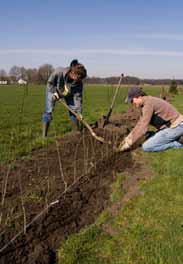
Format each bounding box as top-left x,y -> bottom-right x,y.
1,84 -> 183,263
0,84 -> 161,162
56,89 -> 183,264
58,151 -> 183,264
0,84 -> 125,161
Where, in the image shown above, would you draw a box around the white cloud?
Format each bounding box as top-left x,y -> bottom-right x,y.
1,48 -> 183,57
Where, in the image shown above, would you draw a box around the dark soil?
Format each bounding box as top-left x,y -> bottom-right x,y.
0,108 -> 141,264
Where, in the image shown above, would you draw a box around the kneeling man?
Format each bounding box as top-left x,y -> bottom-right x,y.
118,87 -> 183,152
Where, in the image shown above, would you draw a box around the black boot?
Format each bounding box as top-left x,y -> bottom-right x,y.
178,135 -> 183,144
42,122 -> 50,137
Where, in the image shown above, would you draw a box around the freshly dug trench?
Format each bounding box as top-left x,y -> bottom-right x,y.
0,108 -> 139,264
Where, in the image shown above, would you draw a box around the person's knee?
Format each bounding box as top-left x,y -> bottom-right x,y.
142,141 -> 154,152
42,112 -> 52,123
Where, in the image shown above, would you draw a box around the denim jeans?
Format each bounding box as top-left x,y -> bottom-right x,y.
42,90 -> 82,124
142,123 -> 183,152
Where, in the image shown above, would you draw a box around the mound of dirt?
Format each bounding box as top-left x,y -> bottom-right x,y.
0,108 -> 140,264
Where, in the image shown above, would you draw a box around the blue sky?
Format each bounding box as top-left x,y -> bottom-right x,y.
1,0 -> 183,78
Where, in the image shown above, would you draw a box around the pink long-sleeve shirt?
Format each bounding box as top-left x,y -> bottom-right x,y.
128,96 -> 183,145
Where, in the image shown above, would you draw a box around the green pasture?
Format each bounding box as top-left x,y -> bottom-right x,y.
57,90 -> 183,264
1,84 -> 183,263
0,84 -> 161,162
58,150 -> 183,264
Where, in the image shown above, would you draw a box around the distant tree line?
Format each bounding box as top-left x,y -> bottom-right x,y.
0,64 -> 54,84
142,79 -> 183,85
85,76 -> 141,85
0,65 -> 183,85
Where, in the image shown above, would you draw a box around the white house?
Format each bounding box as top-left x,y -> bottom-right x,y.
18,78 -> 27,85
0,80 -> 8,85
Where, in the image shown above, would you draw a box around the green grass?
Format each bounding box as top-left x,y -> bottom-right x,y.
58,150 -> 183,264
57,93 -> 183,264
1,84 -> 183,263
0,84 -> 161,162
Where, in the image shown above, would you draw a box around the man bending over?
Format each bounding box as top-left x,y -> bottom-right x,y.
118,87 -> 183,152
42,60 -> 87,137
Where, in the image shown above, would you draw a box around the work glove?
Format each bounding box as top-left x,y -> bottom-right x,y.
116,136 -> 132,152
62,84 -> 70,96
77,113 -> 83,122
52,83 -> 71,101
52,92 -> 60,101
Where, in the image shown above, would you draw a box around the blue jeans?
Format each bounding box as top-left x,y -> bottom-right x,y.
42,90 -> 82,124
142,123 -> 183,152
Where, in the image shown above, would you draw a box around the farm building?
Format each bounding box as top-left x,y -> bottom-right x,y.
18,78 -> 27,85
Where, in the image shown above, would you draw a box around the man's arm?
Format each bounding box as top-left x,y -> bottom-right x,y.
117,102 -> 154,151
128,102 -> 154,144
56,72 -> 64,91
53,72 -> 68,99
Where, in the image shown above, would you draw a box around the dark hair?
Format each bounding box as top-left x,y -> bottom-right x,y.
137,89 -> 146,97
70,59 -> 79,67
71,64 -> 87,80
127,87 -> 147,103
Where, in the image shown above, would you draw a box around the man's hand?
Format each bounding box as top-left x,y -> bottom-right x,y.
62,84 -> 70,96
52,92 -> 60,101
77,113 -> 83,122
116,136 -> 132,152
53,84 -> 71,100
118,141 -> 130,152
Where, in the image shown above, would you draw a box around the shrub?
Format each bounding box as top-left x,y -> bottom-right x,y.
169,80 -> 178,94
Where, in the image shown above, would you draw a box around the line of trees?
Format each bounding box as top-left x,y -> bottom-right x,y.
0,65 -> 141,85
85,76 -> 141,85
0,65 -> 183,85
0,64 -> 54,84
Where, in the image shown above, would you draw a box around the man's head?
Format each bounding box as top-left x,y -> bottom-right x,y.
127,87 -> 146,107
70,59 -> 79,67
69,63 -> 87,81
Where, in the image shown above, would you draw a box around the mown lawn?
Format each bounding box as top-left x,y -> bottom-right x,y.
57,92 -> 183,264
0,84 -> 161,162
